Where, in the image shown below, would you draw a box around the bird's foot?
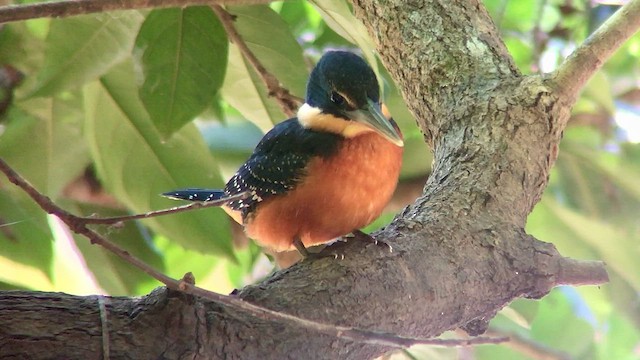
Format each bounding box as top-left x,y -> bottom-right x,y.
305,251 -> 346,261
294,237 -> 349,261
350,229 -> 393,253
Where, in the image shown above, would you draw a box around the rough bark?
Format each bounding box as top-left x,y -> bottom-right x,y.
0,0 -> 617,359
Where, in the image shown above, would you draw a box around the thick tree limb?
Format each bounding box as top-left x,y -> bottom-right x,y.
0,0 -> 623,359
0,0 -> 271,24
0,157 -> 508,354
551,0 -> 640,106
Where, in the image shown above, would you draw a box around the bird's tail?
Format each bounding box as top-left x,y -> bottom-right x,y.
161,188 -> 226,202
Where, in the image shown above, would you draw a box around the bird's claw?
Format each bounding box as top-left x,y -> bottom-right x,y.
376,240 -> 393,253
302,250 -> 345,261
332,252 -> 345,260
352,230 -> 393,253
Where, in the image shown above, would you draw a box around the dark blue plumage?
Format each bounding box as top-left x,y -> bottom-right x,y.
163,119 -> 342,220
226,118 -> 341,218
162,189 -> 226,202
162,51 -> 404,255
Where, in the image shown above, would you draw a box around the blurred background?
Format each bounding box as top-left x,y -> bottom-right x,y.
0,0 -> 638,358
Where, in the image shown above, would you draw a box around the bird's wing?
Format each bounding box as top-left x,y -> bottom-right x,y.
225,118 -> 340,219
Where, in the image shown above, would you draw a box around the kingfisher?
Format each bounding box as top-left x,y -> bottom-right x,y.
163,51 -> 404,257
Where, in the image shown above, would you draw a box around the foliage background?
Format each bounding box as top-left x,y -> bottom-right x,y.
0,0 -> 638,358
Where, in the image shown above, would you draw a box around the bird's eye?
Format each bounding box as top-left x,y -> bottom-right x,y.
330,91 -> 345,106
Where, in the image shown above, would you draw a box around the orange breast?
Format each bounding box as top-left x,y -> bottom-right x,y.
244,132 -> 403,252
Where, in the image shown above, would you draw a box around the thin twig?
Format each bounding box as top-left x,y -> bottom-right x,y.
551,0 -> 640,105
0,0 -> 270,24
0,156 -> 507,349
486,330 -> 571,360
211,5 -> 303,117
80,192 -> 248,225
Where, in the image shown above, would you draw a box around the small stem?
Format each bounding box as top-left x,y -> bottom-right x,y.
0,0 -> 269,24
551,0 -> 640,106
211,5 -> 303,117
0,156 -> 508,349
81,192 -> 248,225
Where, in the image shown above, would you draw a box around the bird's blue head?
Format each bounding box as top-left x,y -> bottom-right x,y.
298,51 -> 403,147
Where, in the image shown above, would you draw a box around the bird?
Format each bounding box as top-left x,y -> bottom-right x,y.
163,51 -> 404,258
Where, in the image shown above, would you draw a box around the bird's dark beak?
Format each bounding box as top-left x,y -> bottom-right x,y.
349,99 -> 404,147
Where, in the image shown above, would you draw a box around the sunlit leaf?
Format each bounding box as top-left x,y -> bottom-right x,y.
153,235 -> 221,283
530,289 -> 594,356
222,44 -> 287,132
225,242 -> 266,288
553,129 -> 640,226
199,120 -> 263,177
580,72 -> 616,115
596,313 -> 640,360
135,7 -> 228,137
30,12 -> 144,96
69,203 -> 164,296
0,96 -> 89,198
484,0 -> 537,32
221,5 -> 307,131
0,191 -> 53,283
309,0 -> 378,74
83,60 -> 233,257
228,5 -> 307,97
277,1 -> 322,34
0,22 -> 46,76
476,343 -> 530,360
503,37 -> 534,74
530,198 -> 640,292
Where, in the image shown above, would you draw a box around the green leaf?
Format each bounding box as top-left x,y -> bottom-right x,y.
530,289 -> 594,356
484,0 -> 537,32
579,72 -> 616,115
221,5 -> 307,131
0,22 -> 46,75
503,37 -> 533,74
309,0 -> 378,74
0,191 -> 53,286
69,203 -> 165,296
83,60 -> 234,257
30,12 -> 144,97
227,5 -> 307,98
529,198 -> 640,292
225,242 -> 265,288
134,7 -> 228,137
0,97 -> 90,198
277,1 -> 322,34
222,44 -> 287,132
476,344 -> 529,360
153,235 -> 221,284
597,313 -> 640,360
552,129 -> 640,226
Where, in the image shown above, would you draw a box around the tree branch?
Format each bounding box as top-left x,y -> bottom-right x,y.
0,0 -> 270,24
0,156 -> 507,351
211,5 -> 303,117
78,193 -> 247,225
551,0 -> 640,105
0,0 -> 621,358
555,258 -> 609,286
